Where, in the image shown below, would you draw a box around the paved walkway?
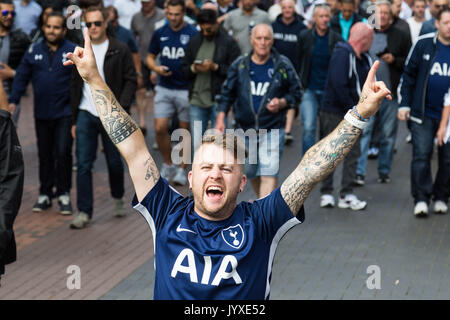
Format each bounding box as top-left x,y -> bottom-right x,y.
1,89 -> 449,300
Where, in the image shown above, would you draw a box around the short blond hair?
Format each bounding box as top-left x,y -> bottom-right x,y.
197,133 -> 248,162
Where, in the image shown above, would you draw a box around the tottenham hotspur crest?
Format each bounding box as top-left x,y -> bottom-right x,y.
180,34 -> 190,45
221,224 -> 244,249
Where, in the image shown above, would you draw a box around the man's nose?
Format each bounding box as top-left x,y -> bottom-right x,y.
208,167 -> 222,179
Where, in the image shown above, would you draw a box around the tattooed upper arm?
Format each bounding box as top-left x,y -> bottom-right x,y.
281,119 -> 362,215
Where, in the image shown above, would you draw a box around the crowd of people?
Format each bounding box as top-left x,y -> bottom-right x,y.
0,0 -> 449,296
0,0 -> 449,276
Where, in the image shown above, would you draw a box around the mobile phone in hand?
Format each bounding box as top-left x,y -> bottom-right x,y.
194,60 -> 203,64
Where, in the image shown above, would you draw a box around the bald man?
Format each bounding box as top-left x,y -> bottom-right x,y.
319,22 -> 374,210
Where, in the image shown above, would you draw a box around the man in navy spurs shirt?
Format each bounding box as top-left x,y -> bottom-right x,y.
64,27 -> 392,299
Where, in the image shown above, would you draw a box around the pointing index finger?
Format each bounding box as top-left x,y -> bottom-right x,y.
367,60 -> 380,84
83,27 -> 92,53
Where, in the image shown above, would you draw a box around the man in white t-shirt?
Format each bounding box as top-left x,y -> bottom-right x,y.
406,0 -> 426,43
114,0 -> 142,29
70,8 -> 137,229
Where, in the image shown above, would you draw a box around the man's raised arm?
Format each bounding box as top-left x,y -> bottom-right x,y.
281,61 -> 392,215
64,29 -> 159,201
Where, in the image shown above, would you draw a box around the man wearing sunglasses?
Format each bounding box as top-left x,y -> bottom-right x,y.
0,0 -> 30,126
69,7 -> 137,229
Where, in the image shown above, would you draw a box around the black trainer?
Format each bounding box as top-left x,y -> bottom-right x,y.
32,195 -> 52,212
378,174 -> 391,183
354,174 -> 365,186
58,193 -> 73,215
284,132 -> 294,146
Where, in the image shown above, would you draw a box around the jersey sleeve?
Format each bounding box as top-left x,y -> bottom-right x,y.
249,188 -> 304,244
148,29 -> 161,55
131,177 -> 187,232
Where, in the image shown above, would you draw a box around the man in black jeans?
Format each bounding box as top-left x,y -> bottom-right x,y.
319,22 -> 373,211
9,12 -> 76,215
0,80 -> 23,285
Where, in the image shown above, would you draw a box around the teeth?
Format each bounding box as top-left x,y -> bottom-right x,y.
207,186 -> 222,192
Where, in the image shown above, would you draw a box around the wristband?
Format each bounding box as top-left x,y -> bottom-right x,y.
344,109 -> 368,130
352,105 -> 369,121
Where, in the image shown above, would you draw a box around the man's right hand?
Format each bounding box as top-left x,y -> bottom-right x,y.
156,65 -> 172,77
71,125 -> 76,139
215,112 -> 226,133
63,28 -> 101,84
8,103 -> 15,114
398,109 -> 410,121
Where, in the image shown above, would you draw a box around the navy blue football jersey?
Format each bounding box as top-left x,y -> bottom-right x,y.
132,177 -> 304,300
148,23 -> 198,90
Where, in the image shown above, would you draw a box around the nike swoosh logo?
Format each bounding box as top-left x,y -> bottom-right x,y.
176,224 -> 197,234
160,37 -> 169,41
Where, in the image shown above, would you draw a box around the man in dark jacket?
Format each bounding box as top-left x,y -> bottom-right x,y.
215,23 -> 302,198
330,0 -> 365,41
398,6 -> 450,216
356,0 -> 412,185
0,0 -> 31,126
296,3 -> 343,155
8,12 -> 76,215
181,9 -> 240,153
319,22 -> 373,211
69,7 -> 137,229
0,80 -> 23,285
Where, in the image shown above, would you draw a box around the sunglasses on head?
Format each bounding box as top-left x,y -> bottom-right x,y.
86,21 -> 103,28
1,10 -> 16,17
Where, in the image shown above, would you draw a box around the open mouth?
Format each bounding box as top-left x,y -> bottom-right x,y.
205,185 -> 224,201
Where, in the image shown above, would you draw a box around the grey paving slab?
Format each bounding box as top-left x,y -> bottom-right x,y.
101,121 -> 450,300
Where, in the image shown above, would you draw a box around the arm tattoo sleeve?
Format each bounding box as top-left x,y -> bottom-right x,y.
281,119 -> 362,214
92,89 -> 138,144
144,156 -> 160,183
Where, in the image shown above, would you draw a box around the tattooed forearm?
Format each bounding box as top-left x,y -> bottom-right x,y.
281,119 -> 362,214
92,89 -> 138,144
144,157 -> 160,183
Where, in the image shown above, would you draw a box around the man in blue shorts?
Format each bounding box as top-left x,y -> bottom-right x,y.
64,26 -> 391,299
215,23 -> 302,199
146,0 -> 198,186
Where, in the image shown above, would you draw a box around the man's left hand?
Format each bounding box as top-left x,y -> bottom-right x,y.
355,60 -> 392,119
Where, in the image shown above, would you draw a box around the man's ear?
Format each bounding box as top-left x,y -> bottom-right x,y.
239,174 -> 247,193
188,170 -> 193,189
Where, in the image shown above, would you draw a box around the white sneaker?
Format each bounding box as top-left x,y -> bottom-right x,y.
433,200 -> 448,214
320,194 -> 335,208
160,163 -> 176,181
414,201 -> 428,216
172,167 -> 187,185
338,194 -> 367,211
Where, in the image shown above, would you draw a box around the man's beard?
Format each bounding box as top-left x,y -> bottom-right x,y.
0,20 -> 12,31
46,35 -> 63,46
